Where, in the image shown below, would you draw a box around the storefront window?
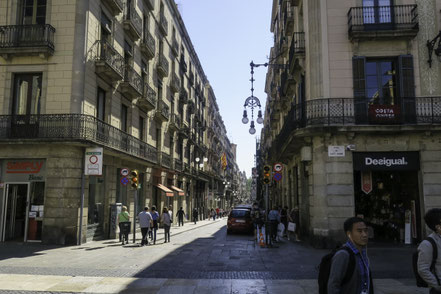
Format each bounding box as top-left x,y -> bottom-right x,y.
88,175 -> 105,226
28,182 -> 45,241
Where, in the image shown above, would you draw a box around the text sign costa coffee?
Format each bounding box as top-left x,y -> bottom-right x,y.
368,105 -> 401,124
2,159 -> 46,182
353,152 -> 420,171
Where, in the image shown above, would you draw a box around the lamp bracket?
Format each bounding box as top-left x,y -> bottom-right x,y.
427,31 -> 441,68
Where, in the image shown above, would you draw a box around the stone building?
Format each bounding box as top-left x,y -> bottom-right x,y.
260,0 -> 441,247
0,0 -> 238,245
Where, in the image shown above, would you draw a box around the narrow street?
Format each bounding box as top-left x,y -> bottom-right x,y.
0,219 -> 426,293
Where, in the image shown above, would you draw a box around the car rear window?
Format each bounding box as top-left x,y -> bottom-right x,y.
230,210 -> 250,218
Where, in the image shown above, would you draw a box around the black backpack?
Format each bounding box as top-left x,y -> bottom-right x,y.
413,237 -> 439,287
318,246 -> 356,294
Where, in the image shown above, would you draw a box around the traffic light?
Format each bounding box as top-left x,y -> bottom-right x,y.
130,170 -> 139,189
263,165 -> 271,184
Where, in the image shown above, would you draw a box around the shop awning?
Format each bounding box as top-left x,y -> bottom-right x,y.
156,184 -> 174,197
170,185 -> 185,196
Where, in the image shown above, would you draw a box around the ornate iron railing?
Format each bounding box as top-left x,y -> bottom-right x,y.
275,97 -> 441,146
348,5 -> 418,33
170,72 -> 180,92
92,40 -> 125,78
157,53 -> 169,76
143,83 -> 157,106
161,152 -> 172,168
0,114 -> 158,163
141,30 -> 155,57
124,65 -> 143,95
172,113 -> 182,128
0,24 -> 55,50
124,4 -> 142,37
159,100 -> 170,119
174,158 -> 183,171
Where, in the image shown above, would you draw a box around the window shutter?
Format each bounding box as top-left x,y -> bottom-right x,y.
353,56 -> 367,124
398,55 -> 416,123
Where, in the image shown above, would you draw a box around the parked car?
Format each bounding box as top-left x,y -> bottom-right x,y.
227,209 -> 253,234
234,204 -> 252,211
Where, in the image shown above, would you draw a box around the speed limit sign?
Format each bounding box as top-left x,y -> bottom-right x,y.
273,163 -> 283,172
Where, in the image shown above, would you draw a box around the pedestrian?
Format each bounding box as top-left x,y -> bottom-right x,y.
138,207 -> 152,246
211,208 -> 216,220
288,206 -> 301,242
251,202 -> 262,241
193,207 -> 198,224
417,208 -> 441,293
168,205 -> 173,226
150,206 -> 159,244
216,207 -> 220,219
268,206 -> 281,243
161,207 -> 171,243
281,206 -> 288,238
176,207 -> 185,226
118,206 -> 130,244
327,217 -> 373,294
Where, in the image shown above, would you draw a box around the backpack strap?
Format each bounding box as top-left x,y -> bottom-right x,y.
341,246 -> 356,284
427,237 -> 440,285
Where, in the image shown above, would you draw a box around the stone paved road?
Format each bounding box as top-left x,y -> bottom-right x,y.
0,219 -> 428,293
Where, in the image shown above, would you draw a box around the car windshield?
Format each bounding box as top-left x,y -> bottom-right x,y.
230,210 -> 250,218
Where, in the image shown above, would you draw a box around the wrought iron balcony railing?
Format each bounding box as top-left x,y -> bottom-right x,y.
275,96 -> 441,147
348,5 -> 418,39
138,83 -> 157,111
103,0 -> 124,15
161,152 -> 172,169
170,72 -> 180,93
92,40 -> 125,81
123,4 -> 142,40
0,24 -> 56,57
121,65 -> 143,98
157,53 -> 169,77
141,30 -> 155,59
0,114 -> 158,163
174,158 -> 183,172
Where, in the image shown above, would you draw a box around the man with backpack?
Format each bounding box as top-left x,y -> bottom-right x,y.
417,208 -> 441,293
322,216 -> 373,294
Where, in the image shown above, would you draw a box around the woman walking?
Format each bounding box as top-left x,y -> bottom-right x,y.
150,206 -> 159,244
161,207 -> 171,243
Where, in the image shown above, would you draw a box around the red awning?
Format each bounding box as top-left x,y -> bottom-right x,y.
156,184 -> 174,197
171,185 -> 185,196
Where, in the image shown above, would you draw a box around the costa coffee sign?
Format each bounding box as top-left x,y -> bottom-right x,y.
2,159 -> 46,182
368,105 -> 401,124
353,152 -> 419,171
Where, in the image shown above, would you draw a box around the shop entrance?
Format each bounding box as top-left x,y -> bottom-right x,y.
1,183 -> 30,242
354,170 -> 421,243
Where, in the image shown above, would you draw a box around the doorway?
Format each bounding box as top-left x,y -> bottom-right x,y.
1,183 -> 29,242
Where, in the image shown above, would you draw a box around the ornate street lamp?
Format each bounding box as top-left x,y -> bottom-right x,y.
427,31 -> 441,68
242,61 -> 264,134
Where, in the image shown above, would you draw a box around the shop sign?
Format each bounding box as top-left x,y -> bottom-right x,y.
328,146 -> 345,157
361,171 -> 372,194
2,159 -> 46,182
353,152 -> 419,171
85,147 -> 103,175
368,104 -> 401,124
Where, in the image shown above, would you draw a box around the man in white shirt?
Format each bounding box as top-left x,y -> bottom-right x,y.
138,207 -> 153,246
168,205 -> 173,226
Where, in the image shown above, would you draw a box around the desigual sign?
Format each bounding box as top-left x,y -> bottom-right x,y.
2,159 -> 46,182
353,152 -> 419,171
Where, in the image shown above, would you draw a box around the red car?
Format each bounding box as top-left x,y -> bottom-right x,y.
227,209 -> 253,234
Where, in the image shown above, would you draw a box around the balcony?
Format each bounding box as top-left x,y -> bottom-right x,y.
179,88 -> 188,104
174,158 -> 183,172
155,100 -> 170,122
156,53 -> 169,77
103,0 -> 124,15
170,72 -> 180,93
161,152 -> 172,169
123,4 -> 142,41
143,0 -> 154,10
138,83 -> 157,112
348,5 -> 419,41
93,40 -> 124,82
120,65 -> 143,99
0,114 -> 158,163
159,12 -> 168,36
178,125 -> 189,139
140,30 -> 155,60
0,24 -> 56,59
288,32 -> 305,73
171,36 -> 179,56
169,114 -> 181,132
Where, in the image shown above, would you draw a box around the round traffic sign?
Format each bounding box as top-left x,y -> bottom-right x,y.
120,176 -> 129,186
89,155 -> 98,164
274,163 -> 283,172
273,172 -> 282,182
120,168 -> 130,177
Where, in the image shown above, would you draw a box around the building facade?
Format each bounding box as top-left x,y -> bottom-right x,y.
0,0 -> 239,245
260,0 -> 441,247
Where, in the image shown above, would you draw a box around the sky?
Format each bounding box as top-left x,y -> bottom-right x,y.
177,0 -> 274,178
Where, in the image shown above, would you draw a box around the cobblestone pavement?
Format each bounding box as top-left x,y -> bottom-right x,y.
0,218 -> 428,293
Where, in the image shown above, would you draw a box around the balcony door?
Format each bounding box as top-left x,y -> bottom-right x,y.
19,0 -> 47,25
10,73 -> 42,138
363,0 -> 393,28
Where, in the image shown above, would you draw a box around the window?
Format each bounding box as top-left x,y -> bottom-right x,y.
157,79 -> 163,105
101,11 -> 112,43
19,0 -> 46,25
12,73 -> 42,115
366,60 -> 397,105
97,88 -> 106,121
121,104 -> 128,132
139,116 -> 145,141
363,0 -> 392,25
156,128 -> 161,149
143,14 -> 149,40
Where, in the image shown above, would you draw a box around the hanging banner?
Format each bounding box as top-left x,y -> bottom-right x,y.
361,171 -> 372,194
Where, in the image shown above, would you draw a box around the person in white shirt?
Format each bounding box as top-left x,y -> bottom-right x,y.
168,205 -> 173,226
138,207 -> 152,246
